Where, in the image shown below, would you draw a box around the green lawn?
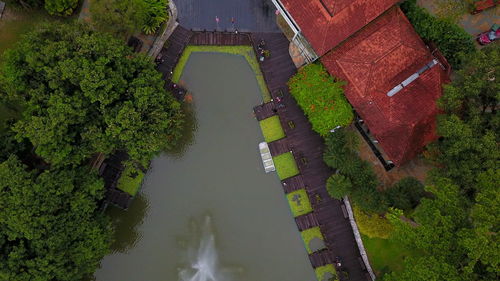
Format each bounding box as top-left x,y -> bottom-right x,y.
259,115 -> 285,143
315,264 -> 339,281
273,152 -> 299,180
300,226 -> 325,254
286,189 -> 312,217
171,45 -> 271,102
362,234 -> 415,276
117,166 -> 144,196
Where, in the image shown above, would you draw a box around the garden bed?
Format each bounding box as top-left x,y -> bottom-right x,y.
273,152 -> 299,180
286,189 -> 312,217
300,226 -> 326,254
259,115 -> 285,143
117,165 -> 144,196
315,264 -> 339,281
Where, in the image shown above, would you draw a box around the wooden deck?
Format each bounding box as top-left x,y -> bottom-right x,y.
190,31 -> 251,45
281,174 -> 306,193
253,101 -> 277,121
156,26 -> 193,81
99,151 -> 133,210
251,33 -> 370,280
268,138 -> 290,156
295,212 -> 319,231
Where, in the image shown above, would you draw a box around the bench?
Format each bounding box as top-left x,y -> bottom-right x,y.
341,204 -> 349,219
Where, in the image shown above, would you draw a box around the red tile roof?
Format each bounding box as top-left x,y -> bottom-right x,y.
279,0 -> 398,56
321,7 -> 448,166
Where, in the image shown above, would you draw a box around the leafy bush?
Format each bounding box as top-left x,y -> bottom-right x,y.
400,0 -> 476,69
353,206 -> 393,239
384,177 -> 425,211
91,0 -> 169,36
326,174 -> 352,199
142,0 -> 169,34
288,63 -> 353,136
44,0 -> 79,16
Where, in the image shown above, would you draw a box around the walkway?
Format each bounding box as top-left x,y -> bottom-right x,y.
174,0 -> 281,32
251,32 -> 370,281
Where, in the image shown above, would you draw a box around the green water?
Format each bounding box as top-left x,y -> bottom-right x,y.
94,53 -> 316,281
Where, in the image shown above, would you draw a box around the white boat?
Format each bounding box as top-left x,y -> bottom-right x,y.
259,142 -> 275,173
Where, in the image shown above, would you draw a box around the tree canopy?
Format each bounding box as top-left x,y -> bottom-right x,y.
0,156 -> 111,281
2,23 -> 184,167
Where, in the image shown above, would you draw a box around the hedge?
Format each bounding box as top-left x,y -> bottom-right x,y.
400,0 -> 476,69
288,63 -> 353,136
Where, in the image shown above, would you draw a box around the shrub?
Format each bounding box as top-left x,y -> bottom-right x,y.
400,0 -> 476,69
142,0 -> 169,35
288,63 -> 353,136
353,206 -> 393,239
384,177 -> 425,211
323,129 -> 388,213
326,174 -> 351,199
44,0 -> 79,16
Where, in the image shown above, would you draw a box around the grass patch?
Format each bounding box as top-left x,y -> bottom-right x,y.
315,264 -> 339,281
172,45 -> 271,102
117,165 -> 144,196
273,152 -> 299,180
259,115 -> 285,142
362,234 -> 415,276
300,226 -> 325,254
286,189 -> 312,217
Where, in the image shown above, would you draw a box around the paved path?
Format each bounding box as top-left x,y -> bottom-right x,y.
418,0 -> 499,36
173,0 -> 280,32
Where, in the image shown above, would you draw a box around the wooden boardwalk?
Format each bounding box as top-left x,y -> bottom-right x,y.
253,102 -> 276,121
157,26 -> 193,81
190,31 -> 251,46
99,151 -> 133,209
295,212 -> 319,231
281,174 -> 306,193
268,138 -> 290,156
251,33 -> 370,281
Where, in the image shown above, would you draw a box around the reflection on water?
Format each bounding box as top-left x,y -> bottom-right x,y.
106,194 -> 149,253
165,102 -> 198,159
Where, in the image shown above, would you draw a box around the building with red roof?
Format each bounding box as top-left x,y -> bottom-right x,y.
275,0 -> 399,56
271,1 -> 450,168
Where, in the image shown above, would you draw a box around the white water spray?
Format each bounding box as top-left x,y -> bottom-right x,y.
179,216 -> 227,281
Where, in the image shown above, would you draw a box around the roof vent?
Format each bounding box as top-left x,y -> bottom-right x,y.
387,59 -> 438,97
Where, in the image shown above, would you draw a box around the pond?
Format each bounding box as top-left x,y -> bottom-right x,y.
94,53 -> 316,281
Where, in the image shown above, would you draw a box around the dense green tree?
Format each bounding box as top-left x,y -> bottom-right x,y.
386,175 -> 500,280
323,129 -> 387,213
288,63 -> 353,136
400,0 -> 476,69
0,156 -> 111,281
91,0 -> 147,36
91,0 -> 169,36
427,45 -> 499,192
384,177 -> 425,212
2,23 -> 184,167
